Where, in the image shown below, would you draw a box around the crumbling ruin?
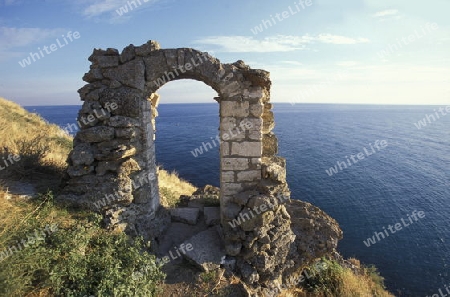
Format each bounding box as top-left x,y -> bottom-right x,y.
58,40 -> 342,296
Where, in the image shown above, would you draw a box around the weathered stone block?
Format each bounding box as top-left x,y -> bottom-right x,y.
120,44 -> 136,63
109,116 -> 140,127
220,117 -> 236,131
244,118 -> 262,131
222,202 -> 242,220
103,59 -> 145,90
99,88 -> 143,117
204,207 -> 220,226
249,130 -> 262,140
237,170 -> 261,182
83,68 -> 103,82
70,143 -> 94,166
221,158 -> 249,170
221,171 -> 235,183
249,102 -> 264,117
77,126 -> 115,143
220,142 -> 230,156
67,165 -> 94,177
262,132 -> 278,156
135,40 -> 160,56
221,101 -> 249,117
115,127 -> 138,139
96,160 -> 120,175
182,227 -> 226,272
92,56 -> 119,68
231,142 -> 262,157
222,183 -> 243,196
133,186 -> 151,204
221,81 -> 241,97
170,208 -> 200,225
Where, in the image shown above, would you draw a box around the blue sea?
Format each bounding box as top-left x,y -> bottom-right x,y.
25,103 -> 450,296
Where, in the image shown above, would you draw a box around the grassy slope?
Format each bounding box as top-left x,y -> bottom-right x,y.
0,97 -> 393,297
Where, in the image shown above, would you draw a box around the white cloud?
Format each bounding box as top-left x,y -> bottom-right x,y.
1,0 -> 21,6
281,61 -> 303,66
336,61 -> 358,67
0,27 -> 65,50
193,35 -> 370,53
80,0 -> 160,18
373,9 -> 398,18
316,34 -> 370,45
82,0 -> 125,17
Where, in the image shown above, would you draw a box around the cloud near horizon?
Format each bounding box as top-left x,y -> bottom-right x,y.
193,34 -> 370,53
0,27 -> 66,50
80,0 -> 161,18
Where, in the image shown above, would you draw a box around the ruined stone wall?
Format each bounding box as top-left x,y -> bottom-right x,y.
58,40 -> 299,293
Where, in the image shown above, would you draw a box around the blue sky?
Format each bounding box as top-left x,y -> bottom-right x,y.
0,0 -> 449,106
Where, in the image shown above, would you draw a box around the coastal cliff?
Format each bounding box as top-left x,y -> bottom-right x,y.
0,97 -> 393,296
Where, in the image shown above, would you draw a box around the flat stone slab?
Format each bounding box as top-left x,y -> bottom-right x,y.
187,199 -> 204,212
204,207 -> 220,226
170,207 -> 200,225
182,227 -> 226,272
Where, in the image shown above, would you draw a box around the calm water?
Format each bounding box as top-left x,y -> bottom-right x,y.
26,103 -> 450,296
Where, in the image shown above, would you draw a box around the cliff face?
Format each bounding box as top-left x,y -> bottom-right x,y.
284,200 -> 343,286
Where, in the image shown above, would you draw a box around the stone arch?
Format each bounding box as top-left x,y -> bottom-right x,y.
59,40 -> 293,290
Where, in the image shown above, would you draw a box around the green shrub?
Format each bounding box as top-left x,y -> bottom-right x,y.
302,258 -> 343,293
0,193 -> 165,297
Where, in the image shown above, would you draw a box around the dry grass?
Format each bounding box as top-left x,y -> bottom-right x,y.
0,97 -> 394,297
278,258 -> 394,297
0,97 -> 72,191
158,168 -> 197,207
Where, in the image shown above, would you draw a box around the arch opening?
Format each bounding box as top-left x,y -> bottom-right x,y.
58,41 -> 299,291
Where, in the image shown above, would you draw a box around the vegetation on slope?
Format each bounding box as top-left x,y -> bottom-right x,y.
0,97 -> 393,296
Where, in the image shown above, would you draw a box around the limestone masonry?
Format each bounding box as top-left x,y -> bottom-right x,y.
58,40 -> 342,296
